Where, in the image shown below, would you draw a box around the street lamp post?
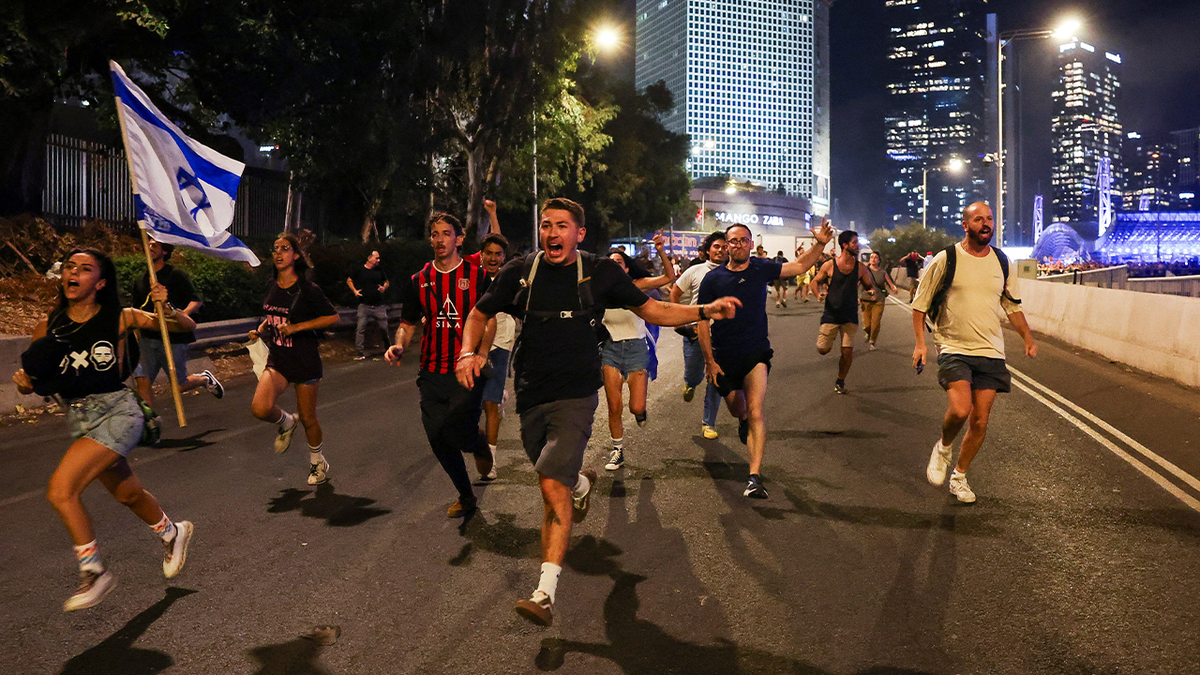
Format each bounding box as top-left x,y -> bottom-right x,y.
922,158 -> 965,230
996,20 -> 1080,247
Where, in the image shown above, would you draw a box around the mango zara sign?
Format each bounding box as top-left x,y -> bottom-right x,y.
713,211 -> 785,227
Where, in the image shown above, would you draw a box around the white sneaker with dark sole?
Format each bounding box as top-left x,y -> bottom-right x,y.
274,413 -> 298,454
63,570 -> 116,612
307,459 -> 330,485
163,520 -> 194,579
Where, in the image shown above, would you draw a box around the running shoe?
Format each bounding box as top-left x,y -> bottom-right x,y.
738,418 -> 749,445
274,413 -> 298,454
604,448 -> 624,471
572,469 -> 598,523
683,385 -> 695,402
162,520 -> 194,579
868,342 -> 877,351
834,381 -> 847,395
781,299 -> 787,308
743,474 -> 768,499
447,497 -> 477,518
949,473 -> 976,503
634,412 -> 647,427
926,439 -> 951,486
775,301 -> 782,308
515,590 -> 553,626
200,370 -> 224,399
63,570 -> 116,612
307,458 -> 330,486
479,445 -> 498,481
702,425 -> 719,439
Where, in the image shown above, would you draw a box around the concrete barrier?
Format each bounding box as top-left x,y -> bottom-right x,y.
1019,278 -> 1200,389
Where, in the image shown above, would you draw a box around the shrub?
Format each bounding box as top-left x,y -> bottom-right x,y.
115,250 -> 269,321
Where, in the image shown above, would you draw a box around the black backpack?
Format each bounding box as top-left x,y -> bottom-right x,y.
514,251 -> 610,344
925,245 -> 1021,330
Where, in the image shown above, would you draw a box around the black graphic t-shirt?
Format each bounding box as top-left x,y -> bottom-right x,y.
262,280 -> 337,383
50,305 -> 127,400
132,264 -> 199,344
352,266 -> 389,306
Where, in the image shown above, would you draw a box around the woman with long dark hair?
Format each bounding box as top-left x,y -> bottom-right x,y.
247,233 -> 339,485
11,248 -> 198,611
600,234 -> 676,471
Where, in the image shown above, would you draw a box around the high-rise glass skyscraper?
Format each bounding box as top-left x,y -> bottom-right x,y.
1050,38 -> 1122,228
634,0 -> 831,215
882,0 -> 990,232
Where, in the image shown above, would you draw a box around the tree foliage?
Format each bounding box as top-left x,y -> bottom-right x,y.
866,221 -> 959,267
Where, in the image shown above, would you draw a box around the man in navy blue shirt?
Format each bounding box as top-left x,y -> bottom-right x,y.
698,220 -> 833,499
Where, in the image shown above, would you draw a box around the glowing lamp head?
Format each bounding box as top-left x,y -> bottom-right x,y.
595,27 -> 620,51
1052,19 -> 1081,40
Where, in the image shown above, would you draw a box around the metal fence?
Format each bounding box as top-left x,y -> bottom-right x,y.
41,134 -> 330,240
1038,265 -> 1200,297
1039,265 -> 1130,288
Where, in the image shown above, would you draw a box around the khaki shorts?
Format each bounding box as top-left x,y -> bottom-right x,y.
817,323 -> 858,352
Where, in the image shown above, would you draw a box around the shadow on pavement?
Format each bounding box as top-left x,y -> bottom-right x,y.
59,587 -> 197,675
154,428 -> 224,452
267,483 -> 390,526
248,637 -> 334,675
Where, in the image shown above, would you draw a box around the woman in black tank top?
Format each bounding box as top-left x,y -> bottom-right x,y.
12,248 -> 198,612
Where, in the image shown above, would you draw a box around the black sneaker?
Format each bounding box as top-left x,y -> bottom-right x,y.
634,412 -> 647,427
200,370 -> 224,399
743,474 -> 768,499
515,591 -> 553,626
834,380 -> 847,395
604,448 -> 624,471
738,418 -> 749,445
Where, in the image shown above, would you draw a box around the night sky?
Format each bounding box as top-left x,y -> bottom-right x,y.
830,0 -> 1200,231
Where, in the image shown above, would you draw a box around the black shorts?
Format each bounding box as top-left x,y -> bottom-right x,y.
936,353 -> 1011,393
713,349 -> 773,397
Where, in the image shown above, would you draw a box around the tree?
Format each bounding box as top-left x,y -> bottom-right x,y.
867,221 -> 958,267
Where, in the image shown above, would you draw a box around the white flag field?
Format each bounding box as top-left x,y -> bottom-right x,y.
110,61 -> 260,266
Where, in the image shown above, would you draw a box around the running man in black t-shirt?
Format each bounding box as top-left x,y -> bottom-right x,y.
248,233 -> 340,486
347,250 -> 391,359
457,197 -> 743,627
387,213 -> 496,518
810,230 -> 875,395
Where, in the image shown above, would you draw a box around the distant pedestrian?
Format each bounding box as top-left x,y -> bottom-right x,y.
912,202 -> 1037,503
810,231 -> 875,394
347,249 -> 390,360
859,252 -> 900,351
13,249 -> 196,611
132,240 -> 223,406
457,198 -> 742,626
601,233 -> 677,471
387,213 -> 496,516
669,231 -> 728,439
793,244 -> 814,302
248,233 -> 340,486
698,220 -> 833,500
902,252 -> 923,301
772,250 -> 789,307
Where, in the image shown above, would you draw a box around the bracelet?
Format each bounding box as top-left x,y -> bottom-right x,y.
457,352 -> 475,361
697,304 -> 708,321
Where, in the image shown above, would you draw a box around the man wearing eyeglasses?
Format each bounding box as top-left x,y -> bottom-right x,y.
697,219 -> 833,499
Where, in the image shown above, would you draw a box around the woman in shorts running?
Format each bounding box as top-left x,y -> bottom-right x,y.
248,233 -> 339,486
601,234 -> 677,471
12,248 -> 197,611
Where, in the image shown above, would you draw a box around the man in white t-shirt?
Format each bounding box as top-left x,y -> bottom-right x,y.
669,231 -> 728,439
911,202 -> 1038,503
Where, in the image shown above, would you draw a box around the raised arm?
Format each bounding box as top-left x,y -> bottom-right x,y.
633,232 -> 678,290
483,199 -> 501,236
780,218 -> 834,277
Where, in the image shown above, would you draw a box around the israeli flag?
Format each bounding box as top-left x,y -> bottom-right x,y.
110,61 -> 260,266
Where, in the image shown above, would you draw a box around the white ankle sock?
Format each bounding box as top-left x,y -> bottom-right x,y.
276,411 -> 293,430
74,540 -> 104,574
309,444 -> 324,465
611,436 -> 623,450
573,472 -> 591,499
150,513 -> 176,542
952,469 -> 966,479
488,443 -> 497,457
537,562 -> 562,603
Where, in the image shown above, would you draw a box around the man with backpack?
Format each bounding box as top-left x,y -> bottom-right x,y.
455,197 -> 742,627
911,202 -> 1038,504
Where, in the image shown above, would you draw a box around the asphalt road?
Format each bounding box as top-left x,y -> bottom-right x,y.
2,296 -> 1198,675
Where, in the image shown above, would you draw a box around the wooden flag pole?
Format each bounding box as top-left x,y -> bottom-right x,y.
113,72 -> 187,427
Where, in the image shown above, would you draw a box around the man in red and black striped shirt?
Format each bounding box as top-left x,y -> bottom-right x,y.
388,213 -> 496,517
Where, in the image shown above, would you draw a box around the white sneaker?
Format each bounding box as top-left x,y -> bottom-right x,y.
307,458 -> 330,485
926,439 -> 951,486
63,570 -> 116,612
274,413 -> 298,454
162,520 -> 194,579
949,472 -> 976,503
485,445 -> 498,481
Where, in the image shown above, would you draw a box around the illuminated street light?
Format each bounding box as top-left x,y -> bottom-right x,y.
996,18 -> 1084,246
594,26 -> 621,52
922,159 -> 966,230
725,185 -> 737,195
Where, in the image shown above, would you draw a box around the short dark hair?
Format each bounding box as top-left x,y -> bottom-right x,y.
159,242 -> 175,261
724,224 -> 752,239
700,230 -> 726,257
481,233 -> 509,254
541,198 -> 585,229
428,212 -> 463,237
838,230 -> 858,247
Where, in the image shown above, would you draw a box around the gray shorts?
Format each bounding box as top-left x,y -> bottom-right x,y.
134,339 -> 189,384
601,338 -> 648,377
519,394 -> 597,488
65,389 -> 144,457
937,353 -> 1012,393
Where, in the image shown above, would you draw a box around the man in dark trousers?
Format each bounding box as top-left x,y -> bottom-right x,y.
810,230 -> 875,394
456,197 -> 743,627
132,240 -> 223,406
347,250 -> 390,359
387,214 -> 496,517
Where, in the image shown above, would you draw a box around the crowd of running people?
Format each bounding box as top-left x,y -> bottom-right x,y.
12,197 -> 1035,626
